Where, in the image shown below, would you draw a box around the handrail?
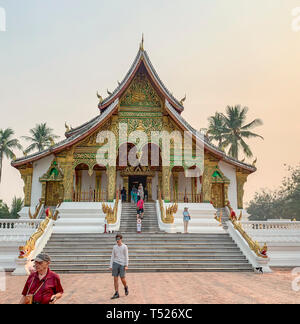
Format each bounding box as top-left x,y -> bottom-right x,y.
18,208 -> 57,259
102,191 -> 119,224
158,190 -> 177,224
18,216 -> 51,259
226,202 -> 268,258
28,199 -> 43,219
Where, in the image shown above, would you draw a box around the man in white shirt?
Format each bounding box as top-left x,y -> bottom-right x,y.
109,234 -> 129,299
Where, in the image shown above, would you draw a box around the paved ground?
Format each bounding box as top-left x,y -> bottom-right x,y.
1,269 -> 300,304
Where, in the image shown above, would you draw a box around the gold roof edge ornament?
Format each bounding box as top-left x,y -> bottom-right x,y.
180,94 -> 186,106
97,92 -> 103,104
252,157 -> 257,167
65,122 -> 71,133
140,33 -> 144,51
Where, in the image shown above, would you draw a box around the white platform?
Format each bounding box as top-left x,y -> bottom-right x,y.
157,202 -> 225,233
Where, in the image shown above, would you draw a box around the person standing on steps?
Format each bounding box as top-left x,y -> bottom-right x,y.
131,186 -> 138,204
121,187 -> 127,202
137,197 -> 144,219
183,207 -> 191,234
137,217 -> 142,234
137,183 -> 144,201
109,234 -> 129,299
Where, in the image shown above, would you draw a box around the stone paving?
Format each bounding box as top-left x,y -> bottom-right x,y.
1,269 -> 300,304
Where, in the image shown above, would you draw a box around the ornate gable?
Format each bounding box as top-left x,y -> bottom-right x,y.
120,71 -> 162,108
39,160 -> 64,182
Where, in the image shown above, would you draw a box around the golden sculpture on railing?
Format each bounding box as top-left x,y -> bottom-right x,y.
28,199 -> 43,219
214,210 -> 222,226
19,207 -> 59,259
102,191 -> 119,224
158,190 -> 177,224
52,200 -> 62,221
19,215 -> 50,259
226,202 -> 268,258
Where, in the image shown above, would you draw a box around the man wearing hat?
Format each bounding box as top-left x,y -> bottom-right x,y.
20,253 -> 64,304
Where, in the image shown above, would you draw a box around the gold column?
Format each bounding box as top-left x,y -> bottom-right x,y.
95,171 -> 102,201
147,177 -> 153,201
19,166 -> 33,207
202,158 -> 218,203
158,173 -> 162,192
236,171 -> 248,209
162,166 -> 171,202
76,170 -> 82,202
41,182 -> 46,204
173,172 -> 179,202
123,176 -> 129,202
59,149 -> 74,202
107,166 -> 116,201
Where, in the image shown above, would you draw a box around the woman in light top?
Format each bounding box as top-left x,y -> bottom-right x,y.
183,207 -> 191,234
137,183 -> 144,201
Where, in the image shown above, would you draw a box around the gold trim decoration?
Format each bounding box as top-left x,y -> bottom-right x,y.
120,72 -> 162,108
28,199 -> 43,219
236,171 -> 249,209
39,159 -> 64,182
19,165 -> 33,207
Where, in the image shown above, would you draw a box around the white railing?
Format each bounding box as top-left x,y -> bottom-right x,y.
241,221 -> 300,231
0,219 -> 42,231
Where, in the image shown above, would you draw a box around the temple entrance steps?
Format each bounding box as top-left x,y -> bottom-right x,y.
43,233 -> 253,273
119,202 -> 161,233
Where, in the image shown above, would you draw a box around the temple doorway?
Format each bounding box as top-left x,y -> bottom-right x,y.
129,176 -> 147,201
45,182 -> 62,206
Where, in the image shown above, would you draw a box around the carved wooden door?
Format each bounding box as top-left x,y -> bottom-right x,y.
211,183 -> 225,208
45,182 -> 62,206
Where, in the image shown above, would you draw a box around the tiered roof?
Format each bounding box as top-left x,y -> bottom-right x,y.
12,43 -> 256,173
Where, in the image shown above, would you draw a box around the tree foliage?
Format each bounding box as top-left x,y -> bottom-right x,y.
207,105 -> 263,160
0,197 -> 23,219
247,164 -> 300,220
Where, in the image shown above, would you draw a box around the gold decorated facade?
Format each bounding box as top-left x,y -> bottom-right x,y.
13,45 -> 254,209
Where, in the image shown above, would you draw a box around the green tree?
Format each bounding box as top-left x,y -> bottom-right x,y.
0,128 -> 23,183
207,112 -> 228,149
221,105 -> 263,160
247,164 -> 300,220
10,197 -> 24,219
0,199 -> 10,219
0,197 -> 24,219
23,123 -> 59,154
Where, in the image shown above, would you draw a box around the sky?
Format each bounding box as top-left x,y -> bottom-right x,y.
0,0 -> 300,207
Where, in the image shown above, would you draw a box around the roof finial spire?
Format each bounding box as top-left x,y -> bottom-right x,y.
140,33 -> 144,51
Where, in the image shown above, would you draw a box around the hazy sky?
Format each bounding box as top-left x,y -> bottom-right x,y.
0,0 -> 300,206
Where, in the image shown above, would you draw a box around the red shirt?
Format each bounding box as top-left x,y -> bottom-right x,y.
137,199 -> 144,210
22,268 -> 63,304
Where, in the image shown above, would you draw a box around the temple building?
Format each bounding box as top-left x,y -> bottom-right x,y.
11,41 -> 256,212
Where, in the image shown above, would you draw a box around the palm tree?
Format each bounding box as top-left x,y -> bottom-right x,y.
0,199 -> 10,219
207,112 -> 229,149
23,123 -> 59,154
0,128 -> 23,183
10,196 -> 24,219
221,105 -> 263,159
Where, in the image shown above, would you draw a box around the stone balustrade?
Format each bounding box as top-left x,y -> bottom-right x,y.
241,221 -> 300,231
0,219 -> 42,242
